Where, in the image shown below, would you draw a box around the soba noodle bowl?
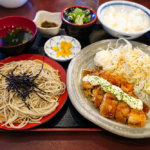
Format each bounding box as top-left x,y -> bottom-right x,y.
0,60 -> 65,129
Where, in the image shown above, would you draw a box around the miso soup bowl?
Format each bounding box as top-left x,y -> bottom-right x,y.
0,16 -> 37,55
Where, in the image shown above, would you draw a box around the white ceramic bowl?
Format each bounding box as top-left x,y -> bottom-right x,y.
0,0 -> 28,8
44,35 -> 81,62
97,1 -> 150,39
33,10 -> 62,37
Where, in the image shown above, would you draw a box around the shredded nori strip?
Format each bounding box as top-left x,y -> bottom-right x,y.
0,57 -> 47,109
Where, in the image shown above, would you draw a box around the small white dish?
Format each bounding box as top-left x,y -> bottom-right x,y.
44,35 -> 81,62
33,10 -> 62,37
0,0 -> 28,8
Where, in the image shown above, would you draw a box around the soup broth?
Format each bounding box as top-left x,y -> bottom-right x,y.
0,27 -> 32,47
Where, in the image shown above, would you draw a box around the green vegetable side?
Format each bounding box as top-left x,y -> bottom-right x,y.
65,8 -> 91,25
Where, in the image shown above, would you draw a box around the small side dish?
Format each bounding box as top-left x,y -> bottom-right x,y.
44,35 -> 81,62
61,5 -> 97,27
33,10 -> 62,37
61,5 -> 97,38
64,7 -> 91,25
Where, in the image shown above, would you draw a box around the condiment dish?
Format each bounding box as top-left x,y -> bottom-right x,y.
44,35 -> 81,62
61,5 -> 97,38
33,10 -> 62,37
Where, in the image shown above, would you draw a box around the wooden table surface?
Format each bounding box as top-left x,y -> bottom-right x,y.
0,0 -> 150,150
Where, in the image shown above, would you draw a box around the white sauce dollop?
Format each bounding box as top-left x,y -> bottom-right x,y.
94,50 -> 112,67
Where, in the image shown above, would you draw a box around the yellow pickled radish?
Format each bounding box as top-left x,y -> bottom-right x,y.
51,41 -> 73,57
52,46 -> 59,51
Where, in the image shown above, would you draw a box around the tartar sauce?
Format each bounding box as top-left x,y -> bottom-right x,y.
83,75 -> 143,110
94,50 -> 112,67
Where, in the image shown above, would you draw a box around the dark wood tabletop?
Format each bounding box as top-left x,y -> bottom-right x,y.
0,0 -> 150,150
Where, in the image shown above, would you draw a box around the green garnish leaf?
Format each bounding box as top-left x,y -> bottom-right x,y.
65,8 -> 91,25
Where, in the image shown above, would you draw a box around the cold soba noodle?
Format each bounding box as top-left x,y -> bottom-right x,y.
0,60 -> 65,128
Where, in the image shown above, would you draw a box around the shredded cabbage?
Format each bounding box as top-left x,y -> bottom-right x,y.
94,38 -> 150,105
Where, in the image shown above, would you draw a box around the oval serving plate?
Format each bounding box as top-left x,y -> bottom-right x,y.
67,39 -> 150,138
0,54 -> 68,130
